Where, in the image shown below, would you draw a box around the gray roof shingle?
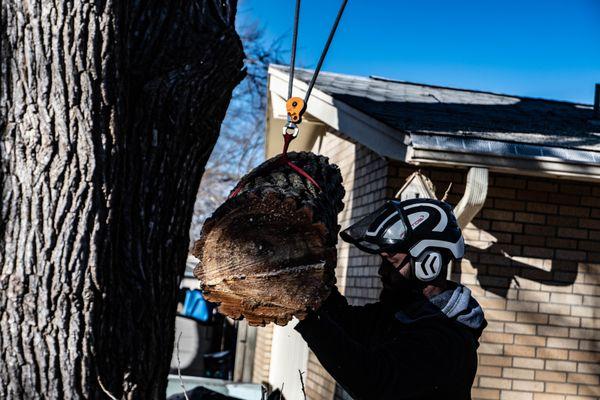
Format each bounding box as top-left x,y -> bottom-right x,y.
276,65 -> 600,152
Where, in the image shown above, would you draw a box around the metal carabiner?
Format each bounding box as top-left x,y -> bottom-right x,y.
282,122 -> 299,138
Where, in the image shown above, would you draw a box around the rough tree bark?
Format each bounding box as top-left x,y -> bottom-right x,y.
0,1 -> 245,399
193,152 -> 345,326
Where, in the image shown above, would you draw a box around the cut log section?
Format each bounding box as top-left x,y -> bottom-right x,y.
192,151 -> 345,326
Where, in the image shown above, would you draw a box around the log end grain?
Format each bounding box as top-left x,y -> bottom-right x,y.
192,152 -> 344,326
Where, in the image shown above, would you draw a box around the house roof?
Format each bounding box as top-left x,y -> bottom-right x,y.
267,65 -> 600,181
273,65 -> 599,152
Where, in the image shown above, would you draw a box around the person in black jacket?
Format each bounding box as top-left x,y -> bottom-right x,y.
295,198 -> 487,400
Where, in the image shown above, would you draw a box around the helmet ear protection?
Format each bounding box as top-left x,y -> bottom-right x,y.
412,249 -> 444,282
408,247 -> 460,282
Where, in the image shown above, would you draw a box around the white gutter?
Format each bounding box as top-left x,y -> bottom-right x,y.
409,147 -> 600,183
267,66 -> 600,183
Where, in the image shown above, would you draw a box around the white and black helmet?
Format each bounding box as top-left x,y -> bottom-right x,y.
340,198 -> 464,282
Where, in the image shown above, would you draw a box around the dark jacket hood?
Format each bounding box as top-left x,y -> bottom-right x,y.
395,282 -> 487,337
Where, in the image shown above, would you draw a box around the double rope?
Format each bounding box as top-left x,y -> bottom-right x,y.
229,0 -> 348,199
287,0 -> 349,109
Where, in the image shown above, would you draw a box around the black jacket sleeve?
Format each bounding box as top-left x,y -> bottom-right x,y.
312,287 -> 383,343
295,294 -> 469,399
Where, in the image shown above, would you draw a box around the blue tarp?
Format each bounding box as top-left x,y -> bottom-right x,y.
182,290 -> 214,323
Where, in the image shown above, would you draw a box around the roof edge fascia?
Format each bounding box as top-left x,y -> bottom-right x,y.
268,66 -> 409,160
267,66 -> 600,182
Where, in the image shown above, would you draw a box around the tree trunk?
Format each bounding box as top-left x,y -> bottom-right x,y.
192,152 -> 345,326
0,1 -> 245,399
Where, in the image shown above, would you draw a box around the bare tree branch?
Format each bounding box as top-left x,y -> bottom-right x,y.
299,370 -> 307,400
97,377 -> 119,400
176,332 -> 191,400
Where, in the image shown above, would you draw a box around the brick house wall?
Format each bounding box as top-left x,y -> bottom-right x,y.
304,132 -> 389,400
387,162 -> 600,400
250,131 -> 386,399
252,324 -> 273,385
254,131 -> 600,400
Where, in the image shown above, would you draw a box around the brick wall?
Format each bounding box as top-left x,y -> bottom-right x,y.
307,132 -> 389,400
387,162 -> 600,400
254,131 -> 600,399
250,132 -> 386,399
252,324 -> 273,385
339,147 -> 388,307
304,132 -> 358,400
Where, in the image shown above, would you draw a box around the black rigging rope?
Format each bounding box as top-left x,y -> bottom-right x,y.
287,0 -> 349,109
288,0 -> 302,101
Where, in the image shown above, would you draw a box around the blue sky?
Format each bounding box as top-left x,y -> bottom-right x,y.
238,0 -> 600,104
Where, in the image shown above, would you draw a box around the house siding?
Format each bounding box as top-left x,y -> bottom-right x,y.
388,161 -> 600,400
252,131 -> 600,400
252,324 -> 273,385
305,132 -> 389,400
249,132 -> 387,399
